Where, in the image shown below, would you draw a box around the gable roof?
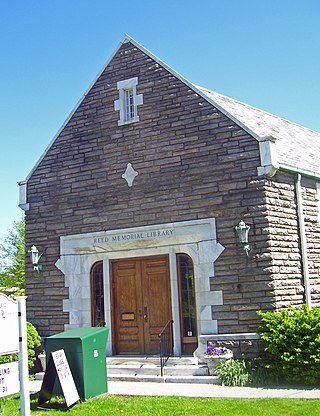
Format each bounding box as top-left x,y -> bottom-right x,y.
197,86 -> 320,178
22,35 -> 320,182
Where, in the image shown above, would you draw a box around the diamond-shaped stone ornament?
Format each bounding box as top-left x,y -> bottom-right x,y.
122,163 -> 138,187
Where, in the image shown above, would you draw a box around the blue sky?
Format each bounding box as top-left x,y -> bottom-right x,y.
0,0 -> 319,238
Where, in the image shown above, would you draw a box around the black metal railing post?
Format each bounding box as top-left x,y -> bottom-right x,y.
158,319 -> 174,376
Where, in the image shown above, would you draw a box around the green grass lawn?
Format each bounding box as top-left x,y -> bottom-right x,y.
1,394 -> 320,416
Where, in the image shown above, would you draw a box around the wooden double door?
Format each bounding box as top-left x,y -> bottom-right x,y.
111,255 -> 172,355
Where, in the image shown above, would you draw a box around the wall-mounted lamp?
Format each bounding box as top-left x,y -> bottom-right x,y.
28,245 -> 43,272
234,220 -> 251,256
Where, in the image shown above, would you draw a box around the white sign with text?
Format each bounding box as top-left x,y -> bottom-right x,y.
0,361 -> 19,398
0,293 -> 19,355
51,349 -> 79,408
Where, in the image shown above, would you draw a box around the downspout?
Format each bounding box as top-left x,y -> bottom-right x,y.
295,174 -> 312,308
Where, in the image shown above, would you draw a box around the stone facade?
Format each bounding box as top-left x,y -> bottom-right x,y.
211,171 -> 320,337
265,173 -> 320,308
21,37 -> 320,359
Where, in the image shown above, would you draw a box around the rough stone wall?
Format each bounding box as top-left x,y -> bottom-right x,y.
25,40 -> 279,338
263,172 -> 320,309
263,172 -> 304,308
302,177 -> 320,306
211,170 -> 320,335
211,177 -> 276,334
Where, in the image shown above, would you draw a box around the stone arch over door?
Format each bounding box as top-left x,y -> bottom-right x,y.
55,218 -> 225,357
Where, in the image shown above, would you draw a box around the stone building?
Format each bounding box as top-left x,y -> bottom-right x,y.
19,36 -> 320,358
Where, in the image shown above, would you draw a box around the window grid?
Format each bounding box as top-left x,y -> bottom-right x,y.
177,254 -> 197,336
91,262 -> 105,327
124,88 -> 135,121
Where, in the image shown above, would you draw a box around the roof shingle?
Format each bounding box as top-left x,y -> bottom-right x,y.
197,86 -> 320,177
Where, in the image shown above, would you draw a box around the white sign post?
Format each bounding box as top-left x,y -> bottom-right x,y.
0,294 -> 30,416
17,296 -> 30,416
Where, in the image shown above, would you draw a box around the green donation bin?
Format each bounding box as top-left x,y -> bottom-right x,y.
45,327 -> 109,400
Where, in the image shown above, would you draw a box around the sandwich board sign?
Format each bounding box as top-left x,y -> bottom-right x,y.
38,349 -> 80,409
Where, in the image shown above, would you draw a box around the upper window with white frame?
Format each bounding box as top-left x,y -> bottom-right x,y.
114,77 -> 143,126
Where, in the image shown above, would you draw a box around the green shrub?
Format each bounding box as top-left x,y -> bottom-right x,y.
26,321 -> 41,369
0,321 -> 41,370
216,358 -> 277,387
246,358 -> 278,387
216,359 -> 250,386
0,353 -> 18,365
257,305 -> 320,385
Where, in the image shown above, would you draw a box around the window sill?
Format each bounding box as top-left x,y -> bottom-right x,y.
118,116 -> 140,126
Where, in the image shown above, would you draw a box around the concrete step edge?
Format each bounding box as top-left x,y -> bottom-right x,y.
107,357 -> 198,365
107,364 -> 207,370
108,374 -> 219,384
107,369 -> 208,376
164,375 -> 220,384
107,365 -> 208,376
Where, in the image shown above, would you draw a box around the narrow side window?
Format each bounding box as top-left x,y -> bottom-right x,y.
91,262 -> 105,327
177,253 -> 198,354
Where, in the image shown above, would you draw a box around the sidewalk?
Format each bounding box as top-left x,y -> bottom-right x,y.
29,379 -> 320,399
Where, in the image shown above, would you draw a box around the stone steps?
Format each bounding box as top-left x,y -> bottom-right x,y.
107,374 -> 218,384
106,356 -> 219,384
35,356 -> 220,385
107,356 -> 198,366
107,364 -> 209,376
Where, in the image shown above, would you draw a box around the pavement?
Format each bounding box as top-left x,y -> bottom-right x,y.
29,379 -> 320,399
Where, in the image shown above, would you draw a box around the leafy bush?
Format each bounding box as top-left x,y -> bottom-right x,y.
257,305 -> 320,385
0,321 -> 41,370
216,359 -> 250,386
216,358 -> 277,387
26,321 -> 41,369
0,353 -> 18,365
246,358 -> 278,386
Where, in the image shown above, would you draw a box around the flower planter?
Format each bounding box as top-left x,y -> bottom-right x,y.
203,351 -> 233,375
38,353 -> 46,371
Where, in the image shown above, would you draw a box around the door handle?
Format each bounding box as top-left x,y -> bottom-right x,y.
143,306 -> 148,322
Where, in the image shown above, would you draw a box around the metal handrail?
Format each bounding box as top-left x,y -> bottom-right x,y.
158,319 -> 174,376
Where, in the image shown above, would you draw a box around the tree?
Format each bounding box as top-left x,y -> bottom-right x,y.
0,217 -> 42,370
0,217 -> 25,295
